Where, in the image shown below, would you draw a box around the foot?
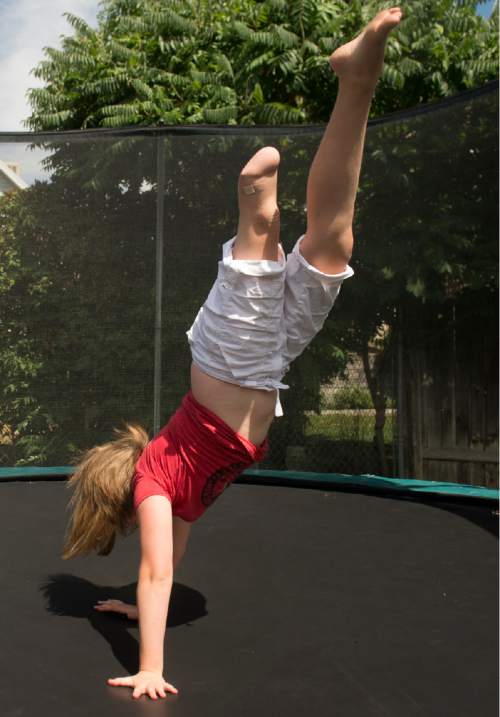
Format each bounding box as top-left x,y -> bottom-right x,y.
330,7 -> 403,89
94,598 -> 138,620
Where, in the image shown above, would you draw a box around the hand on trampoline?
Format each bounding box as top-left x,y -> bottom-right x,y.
107,670 -> 178,700
93,598 -> 138,620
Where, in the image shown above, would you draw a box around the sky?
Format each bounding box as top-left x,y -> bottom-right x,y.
0,0 -> 496,133
0,0 -> 100,132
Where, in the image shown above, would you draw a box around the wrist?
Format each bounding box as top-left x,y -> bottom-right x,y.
139,666 -> 163,675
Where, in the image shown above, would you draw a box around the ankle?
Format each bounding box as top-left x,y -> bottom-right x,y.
337,73 -> 378,96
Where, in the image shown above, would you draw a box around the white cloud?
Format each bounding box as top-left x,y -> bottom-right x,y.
0,0 -> 100,132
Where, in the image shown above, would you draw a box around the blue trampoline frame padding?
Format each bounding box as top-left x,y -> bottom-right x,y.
0,465 -> 498,501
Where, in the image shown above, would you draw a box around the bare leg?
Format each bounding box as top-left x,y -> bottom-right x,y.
190,145 -> 283,445
233,145 -> 281,261
300,7 -> 403,274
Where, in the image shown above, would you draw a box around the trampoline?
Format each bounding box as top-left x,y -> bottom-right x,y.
0,469 -> 498,716
0,80 -> 498,716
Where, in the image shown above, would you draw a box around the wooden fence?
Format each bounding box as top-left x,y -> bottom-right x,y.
402,317 -> 498,488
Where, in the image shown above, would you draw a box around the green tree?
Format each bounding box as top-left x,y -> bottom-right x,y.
25,0 -> 498,129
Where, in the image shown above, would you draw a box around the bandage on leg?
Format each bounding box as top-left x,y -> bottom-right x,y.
235,146 -> 281,261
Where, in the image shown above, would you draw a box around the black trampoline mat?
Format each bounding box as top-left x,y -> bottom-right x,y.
0,480 -> 498,717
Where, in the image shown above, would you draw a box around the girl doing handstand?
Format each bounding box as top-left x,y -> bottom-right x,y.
62,8 -> 403,701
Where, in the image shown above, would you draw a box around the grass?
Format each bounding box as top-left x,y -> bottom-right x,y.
305,411 -> 396,443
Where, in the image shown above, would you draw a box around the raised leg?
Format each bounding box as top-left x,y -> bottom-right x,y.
233,145 -> 281,261
300,7 -> 403,274
188,145 -> 284,446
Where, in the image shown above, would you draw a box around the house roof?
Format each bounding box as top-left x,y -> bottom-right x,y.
0,159 -> 28,191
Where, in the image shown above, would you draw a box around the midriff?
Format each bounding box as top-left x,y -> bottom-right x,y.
190,363 -> 276,447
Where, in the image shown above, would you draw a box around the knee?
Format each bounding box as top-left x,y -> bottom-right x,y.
331,224 -> 354,261
307,212 -> 353,240
238,200 -> 280,233
308,217 -> 353,248
301,224 -> 354,271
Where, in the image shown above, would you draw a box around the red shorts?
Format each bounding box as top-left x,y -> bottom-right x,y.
132,391 -> 268,522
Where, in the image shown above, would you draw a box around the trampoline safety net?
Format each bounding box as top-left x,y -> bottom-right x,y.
0,82 -> 498,487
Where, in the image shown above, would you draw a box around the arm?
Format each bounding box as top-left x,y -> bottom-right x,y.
136,495 -> 174,674
136,577 -> 172,673
107,495 -> 178,700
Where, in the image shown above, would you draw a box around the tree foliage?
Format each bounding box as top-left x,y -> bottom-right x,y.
25,0 -> 498,129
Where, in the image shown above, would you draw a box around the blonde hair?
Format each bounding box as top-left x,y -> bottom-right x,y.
62,424 -> 149,560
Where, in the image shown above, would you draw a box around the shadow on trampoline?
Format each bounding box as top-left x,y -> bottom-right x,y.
368,492 -> 500,538
40,574 -> 207,674
424,500 -> 499,538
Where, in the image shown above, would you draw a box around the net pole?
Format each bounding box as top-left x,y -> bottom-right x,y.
397,308 -> 405,477
391,316 -> 397,477
153,137 -> 166,435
